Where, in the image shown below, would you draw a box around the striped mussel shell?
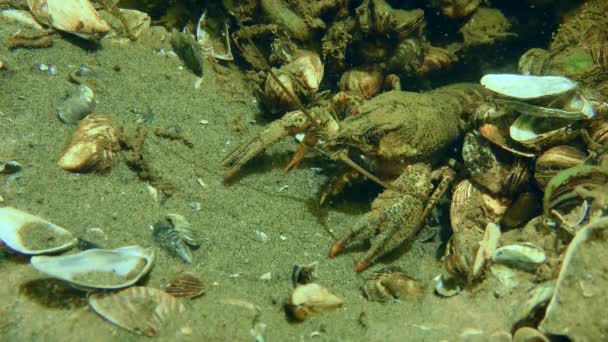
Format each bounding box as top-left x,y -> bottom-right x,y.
152,222 -> 192,264
264,50 -> 324,113
165,272 -> 205,299
534,145 -> 586,188
166,213 -> 201,247
58,114 -> 121,173
89,286 -> 185,337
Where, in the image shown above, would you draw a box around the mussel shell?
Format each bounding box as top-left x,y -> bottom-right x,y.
534,145 -> 585,188
30,246 -> 155,290
152,222 -> 192,263
165,272 -> 205,299
0,207 -> 77,255
57,84 -> 96,124
166,213 -> 201,247
481,74 -> 577,101
510,115 -> 579,150
89,286 -> 185,337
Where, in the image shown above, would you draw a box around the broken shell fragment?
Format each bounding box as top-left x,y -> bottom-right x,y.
152,222 -> 192,263
30,245 -> 154,290
27,0 -> 110,40
492,243 -> 546,271
58,114 -> 121,173
57,84 -> 96,124
287,283 -> 343,321
363,268 -> 424,302
165,272 -> 205,299
89,286 -> 186,337
0,207 -> 77,255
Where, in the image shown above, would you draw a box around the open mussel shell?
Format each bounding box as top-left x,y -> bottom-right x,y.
30,246 -> 154,290
287,283 -> 343,321
89,286 -> 186,337
542,164 -> 608,230
479,123 -> 536,158
510,115 -> 579,150
481,74 -> 577,101
496,92 -> 595,120
0,207 -> 77,255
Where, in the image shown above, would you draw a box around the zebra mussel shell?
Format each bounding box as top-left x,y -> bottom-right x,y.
58,114 -> 121,173
152,214 -> 200,263
152,222 -> 192,264
166,213 -> 201,248
164,272 -> 205,299
89,286 -> 185,337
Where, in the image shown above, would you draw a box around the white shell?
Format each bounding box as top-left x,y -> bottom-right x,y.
509,115 -> 575,144
31,245 -> 155,290
27,0 -> 110,40
288,283 -> 343,320
492,243 -> 546,270
481,74 -> 577,100
0,207 -> 77,255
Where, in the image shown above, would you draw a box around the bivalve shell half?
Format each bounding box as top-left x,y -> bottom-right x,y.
0,207 -> 77,255
509,115 -> 579,150
30,245 -> 154,290
492,243 -> 546,271
287,283 -> 343,321
534,145 -> 585,188
58,114 -> 121,173
89,286 -> 186,337
27,0 -> 110,40
481,74 -> 577,101
165,272 -> 205,299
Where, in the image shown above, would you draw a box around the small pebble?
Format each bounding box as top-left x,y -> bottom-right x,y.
259,272 -> 272,281
255,230 -> 269,242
